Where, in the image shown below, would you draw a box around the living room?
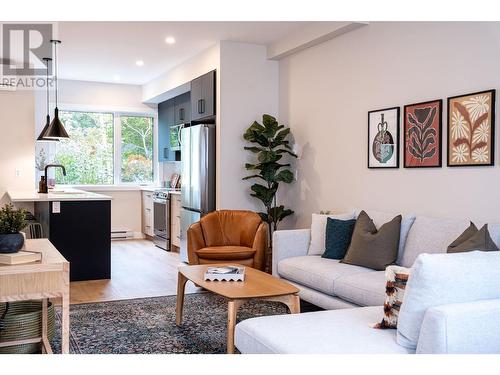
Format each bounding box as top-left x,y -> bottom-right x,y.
2,0 -> 500,373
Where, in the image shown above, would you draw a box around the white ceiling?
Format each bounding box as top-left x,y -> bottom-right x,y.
56,21 -> 312,85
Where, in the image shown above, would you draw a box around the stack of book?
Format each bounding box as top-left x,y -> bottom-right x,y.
0,251 -> 42,265
204,266 -> 245,281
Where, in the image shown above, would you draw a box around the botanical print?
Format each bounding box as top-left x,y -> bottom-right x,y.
448,90 -> 495,166
368,107 -> 400,168
404,100 -> 442,168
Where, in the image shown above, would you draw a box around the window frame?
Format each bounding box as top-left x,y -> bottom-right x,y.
56,104 -> 158,188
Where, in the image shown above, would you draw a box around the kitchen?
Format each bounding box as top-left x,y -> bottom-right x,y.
0,22 -> 283,304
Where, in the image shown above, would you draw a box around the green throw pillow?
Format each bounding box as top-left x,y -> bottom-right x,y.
322,217 -> 356,260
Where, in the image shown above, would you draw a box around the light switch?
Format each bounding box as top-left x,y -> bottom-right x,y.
52,201 -> 61,214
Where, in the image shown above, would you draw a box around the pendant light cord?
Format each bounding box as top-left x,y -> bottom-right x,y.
46,60 -> 50,116
54,41 -> 58,107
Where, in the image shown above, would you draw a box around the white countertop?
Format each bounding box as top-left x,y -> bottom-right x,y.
8,188 -> 113,202
169,190 -> 181,195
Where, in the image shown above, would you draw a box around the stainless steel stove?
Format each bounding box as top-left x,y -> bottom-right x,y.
153,189 -> 170,250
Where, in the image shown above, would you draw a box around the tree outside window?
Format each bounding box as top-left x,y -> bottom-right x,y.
53,111 -> 154,185
121,116 -> 154,183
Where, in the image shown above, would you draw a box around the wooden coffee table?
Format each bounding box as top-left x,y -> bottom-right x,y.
176,264 -> 300,354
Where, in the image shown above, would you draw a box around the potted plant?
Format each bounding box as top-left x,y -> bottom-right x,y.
0,204 -> 27,254
242,114 -> 297,272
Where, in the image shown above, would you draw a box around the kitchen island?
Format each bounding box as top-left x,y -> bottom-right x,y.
8,189 -> 112,282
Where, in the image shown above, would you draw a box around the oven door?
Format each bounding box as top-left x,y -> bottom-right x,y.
153,198 -> 169,238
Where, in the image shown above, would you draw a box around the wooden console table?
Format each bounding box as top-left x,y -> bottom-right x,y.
0,239 -> 70,354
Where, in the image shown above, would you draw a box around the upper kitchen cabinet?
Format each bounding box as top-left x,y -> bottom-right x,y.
191,70 -> 216,122
158,98 -> 176,162
174,92 -> 191,125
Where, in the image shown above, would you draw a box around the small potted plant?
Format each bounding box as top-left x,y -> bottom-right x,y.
0,204 -> 27,254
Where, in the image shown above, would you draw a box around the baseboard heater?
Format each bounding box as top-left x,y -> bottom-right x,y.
111,230 -> 135,240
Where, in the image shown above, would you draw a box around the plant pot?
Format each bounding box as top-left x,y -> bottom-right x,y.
0,233 -> 25,254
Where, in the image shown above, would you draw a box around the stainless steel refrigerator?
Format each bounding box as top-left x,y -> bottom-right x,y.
180,124 -> 216,262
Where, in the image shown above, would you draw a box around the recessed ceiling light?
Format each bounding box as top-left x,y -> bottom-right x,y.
136,60 -> 144,67
165,36 -> 176,45
113,75 -> 121,82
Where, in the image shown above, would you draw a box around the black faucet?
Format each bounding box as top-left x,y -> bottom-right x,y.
39,164 -> 67,193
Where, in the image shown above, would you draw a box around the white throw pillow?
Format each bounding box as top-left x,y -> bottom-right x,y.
397,251 -> 500,350
308,212 -> 355,255
354,209 -> 416,265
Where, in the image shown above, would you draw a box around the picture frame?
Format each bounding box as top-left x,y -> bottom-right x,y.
403,99 -> 442,168
367,107 -> 400,168
447,89 -> 495,167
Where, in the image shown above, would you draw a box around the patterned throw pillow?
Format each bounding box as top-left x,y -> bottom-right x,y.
373,265 -> 411,329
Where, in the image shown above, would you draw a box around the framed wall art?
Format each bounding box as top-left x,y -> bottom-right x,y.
447,89 -> 495,167
368,107 -> 400,168
403,99 -> 442,168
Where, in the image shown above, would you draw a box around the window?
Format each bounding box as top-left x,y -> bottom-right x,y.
54,110 -> 154,185
120,116 -> 154,183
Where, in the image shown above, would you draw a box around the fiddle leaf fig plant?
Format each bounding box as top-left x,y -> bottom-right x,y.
243,114 -> 297,246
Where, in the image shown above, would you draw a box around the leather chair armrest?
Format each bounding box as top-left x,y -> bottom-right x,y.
187,222 -> 206,265
252,222 -> 268,271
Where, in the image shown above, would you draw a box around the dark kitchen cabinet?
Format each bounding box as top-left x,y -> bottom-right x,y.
174,92 -> 191,124
191,70 -> 216,121
158,98 -> 175,162
35,200 -> 111,281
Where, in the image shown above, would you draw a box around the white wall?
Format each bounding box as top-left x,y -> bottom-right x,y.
279,22 -> 500,228
219,41 -> 279,210
142,44 -> 220,103
0,90 -> 36,209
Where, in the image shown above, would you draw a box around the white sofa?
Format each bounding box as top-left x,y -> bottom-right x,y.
235,211 -> 500,354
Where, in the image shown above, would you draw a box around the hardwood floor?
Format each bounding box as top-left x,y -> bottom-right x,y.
69,239 -> 201,304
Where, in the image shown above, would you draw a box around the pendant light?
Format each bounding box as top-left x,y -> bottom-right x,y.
42,39 -> 69,140
36,57 -> 58,142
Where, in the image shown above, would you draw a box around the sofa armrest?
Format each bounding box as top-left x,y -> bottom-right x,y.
272,229 -> 311,277
416,299 -> 500,354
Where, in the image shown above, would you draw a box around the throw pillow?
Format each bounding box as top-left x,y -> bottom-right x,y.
322,217 -> 356,259
373,266 -> 411,329
308,212 -> 355,255
341,210 -> 402,270
447,222 -> 499,253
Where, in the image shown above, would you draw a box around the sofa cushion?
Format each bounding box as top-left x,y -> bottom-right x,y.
277,256 -> 374,296
354,209 -> 416,265
333,270 -> 387,306
308,212 -> 355,255
400,216 -> 470,267
397,251 -> 500,350
235,306 -> 413,354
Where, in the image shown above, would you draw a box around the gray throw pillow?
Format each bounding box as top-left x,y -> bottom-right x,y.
341,210 -> 401,271
447,222 -> 499,253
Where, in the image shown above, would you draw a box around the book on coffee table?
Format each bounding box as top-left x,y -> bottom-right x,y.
204,266 -> 245,281
0,251 -> 42,265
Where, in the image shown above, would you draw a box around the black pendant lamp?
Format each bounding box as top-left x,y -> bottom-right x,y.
36,57 -> 58,142
42,40 -> 69,140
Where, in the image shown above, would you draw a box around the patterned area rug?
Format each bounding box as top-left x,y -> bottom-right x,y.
51,293 -> 321,354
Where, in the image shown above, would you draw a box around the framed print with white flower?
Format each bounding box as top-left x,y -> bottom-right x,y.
404,99 -> 442,168
368,107 -> 400,168
448,89 -> 495,167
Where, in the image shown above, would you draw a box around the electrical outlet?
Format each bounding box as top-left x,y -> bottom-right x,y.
15,169 -> 21,177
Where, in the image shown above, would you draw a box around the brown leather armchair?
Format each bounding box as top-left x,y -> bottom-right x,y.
187,210 -> 268,270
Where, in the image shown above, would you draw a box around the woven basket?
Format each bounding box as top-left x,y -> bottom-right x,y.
0,300 -> 55,354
